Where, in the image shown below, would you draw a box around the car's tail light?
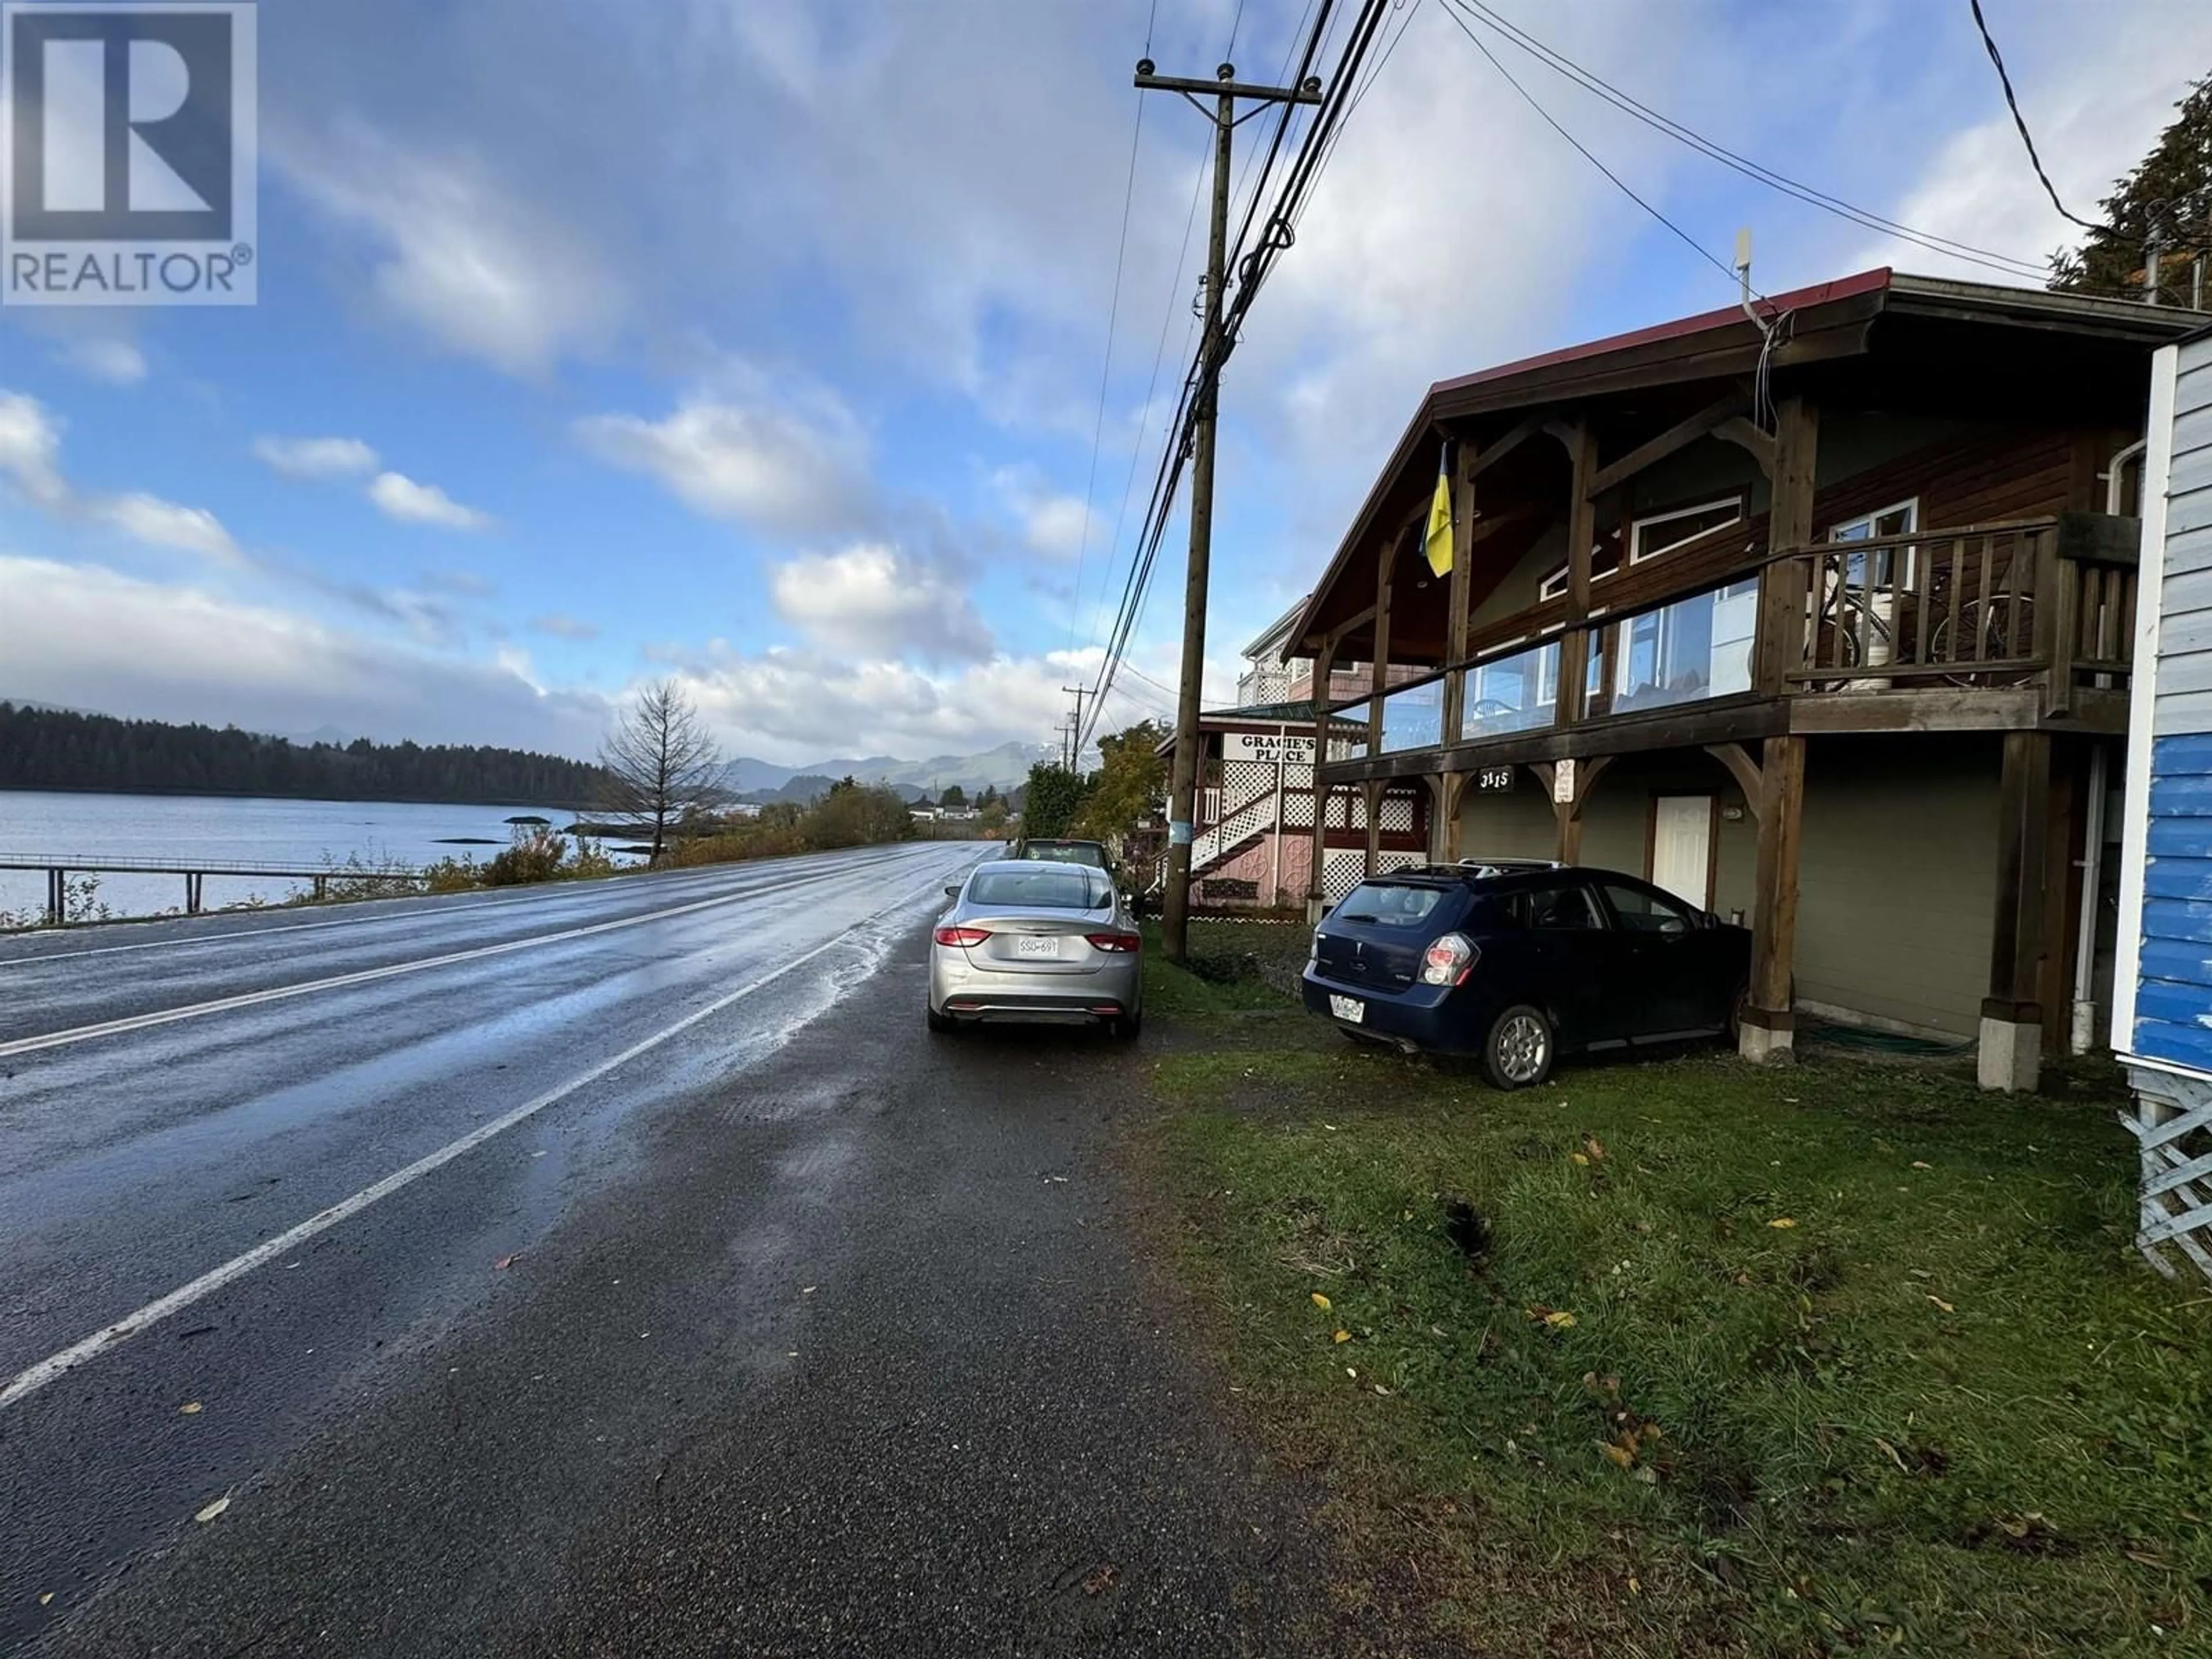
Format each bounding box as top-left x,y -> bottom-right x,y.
1085,932 -> 1142,953
933,926 -> 990,947
1420,931 -> 1478,986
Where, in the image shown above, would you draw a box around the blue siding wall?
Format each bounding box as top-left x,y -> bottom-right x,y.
2138,733 -> 2212,1070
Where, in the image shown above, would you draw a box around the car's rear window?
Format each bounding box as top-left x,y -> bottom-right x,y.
1332,881 -> 1446,926
971,868 -> 1113,909
1024,842 -> 1107,867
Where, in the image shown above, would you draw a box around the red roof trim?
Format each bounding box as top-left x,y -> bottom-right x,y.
1430,268 -> 1893,397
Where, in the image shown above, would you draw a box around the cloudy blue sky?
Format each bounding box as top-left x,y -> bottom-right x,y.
2,0 -> 2208,764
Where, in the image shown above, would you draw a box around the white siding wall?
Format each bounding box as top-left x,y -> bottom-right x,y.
2116,331 -> 2212,1073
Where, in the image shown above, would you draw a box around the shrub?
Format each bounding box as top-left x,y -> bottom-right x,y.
484,827 -> 569,887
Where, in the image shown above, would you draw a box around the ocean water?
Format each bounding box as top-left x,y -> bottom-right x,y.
0,790 -> 625,923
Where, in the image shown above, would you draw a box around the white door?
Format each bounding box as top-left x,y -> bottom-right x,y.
1651,796 -> 1713,909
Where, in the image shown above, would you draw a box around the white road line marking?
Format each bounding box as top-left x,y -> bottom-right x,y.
0,849 -> 926,1060
0,865 -> 961,1411
0,847 -> 912,968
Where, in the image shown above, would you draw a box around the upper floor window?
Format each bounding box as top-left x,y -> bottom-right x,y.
1538,494 -> 1745,601
1829,498 -> 1919,586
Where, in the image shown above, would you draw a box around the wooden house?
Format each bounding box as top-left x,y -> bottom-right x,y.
1277,268 -> 2210,1088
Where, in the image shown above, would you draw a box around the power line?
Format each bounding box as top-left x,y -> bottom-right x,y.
1967,0 -> 2102,233
1448,0 -> 2051,281
1066,90 -> 1149,654
1440,2 -> 1744,291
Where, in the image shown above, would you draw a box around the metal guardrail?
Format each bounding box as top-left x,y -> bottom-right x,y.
0,855 -> 427,924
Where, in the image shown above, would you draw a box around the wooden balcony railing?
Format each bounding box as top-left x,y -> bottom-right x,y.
1317,513 -> 2137,771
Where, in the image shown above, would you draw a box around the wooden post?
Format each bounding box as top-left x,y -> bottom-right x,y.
1741,734 -> 1806,1063
185,873 -> 202,916
1755,397 -> 1820,695
1368,539 -> 1397,758
1556,423 -> 1599,728
1442,457 -> 1476,745
46,868 -> 63,927
1306,639 -> 1337,922
1980,729 -> 2054,1091
1363,781 -> 1384,876
2039,526 -> 2077,718
1442,771 -> 1468,861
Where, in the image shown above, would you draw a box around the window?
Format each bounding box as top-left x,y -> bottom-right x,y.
1538,495 -> 1744,601
970,868 -> 1114,909
1335,882 -> 1445,926
1600,881 -> 1697,934
1628,495 -> 1746,565
1514,882 -> 1603,931
1829,498 -> 1919,586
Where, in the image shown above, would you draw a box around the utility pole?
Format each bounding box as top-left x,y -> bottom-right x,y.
1137,55 -> 1323,963
1062,684 -> 1091,769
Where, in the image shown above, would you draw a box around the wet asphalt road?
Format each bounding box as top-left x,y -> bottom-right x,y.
1,844 -> 1355,1656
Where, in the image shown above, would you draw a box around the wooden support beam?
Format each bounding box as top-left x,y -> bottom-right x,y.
1743,734 -> 1806,1058
1363,780 -> 1384,876
1704,742 -> 1764,814
1441,770 -> 1469,861
1981,729 -> 2055,1089
1713,416 -> 1777,479
1556,423 -> 1600,728
1464,416 -> 1544,482
1755,397 -> 1819,695
1587,393 -> 1749,498
1442,462 -> 1476,746
1368,535 -> 1398,759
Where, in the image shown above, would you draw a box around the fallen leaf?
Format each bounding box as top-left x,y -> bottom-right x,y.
1310,1291 -> 1332,1312
1333,1329 -> 1351,1344
1570,1151 -> 1590,1167
1911,1161 -> 1931,1170
194,1495 -> 230,1524
493,1253 -> 521,1271
1926,1294 -> 1956,1314
38,1593 -> 52,1607
801,1286 -> 817,1295
177,1401 -> 202,1415
1768,1217 -> 1798,1229
1600,1441 -> 1635,1469
1874,1437 -> 1910,1472
1373,1384 -> 1391,1396
1081,1563 -> 1119,1596
1628,1576 -> 1641,1594
1543,1310 -> 1578,1330
1585,1136 -> 1606,1161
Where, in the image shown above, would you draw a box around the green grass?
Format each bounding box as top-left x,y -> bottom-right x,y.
1135,956 -> 2212,1655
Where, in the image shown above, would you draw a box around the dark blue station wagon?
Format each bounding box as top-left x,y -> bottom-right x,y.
1302,862 -> 1752,1088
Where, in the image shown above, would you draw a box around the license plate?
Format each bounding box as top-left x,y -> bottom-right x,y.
1014,935 -> 1061,959
1330,994 -> 1364,1024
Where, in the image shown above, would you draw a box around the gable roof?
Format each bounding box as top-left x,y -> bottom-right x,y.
1282,268 -> 2212,660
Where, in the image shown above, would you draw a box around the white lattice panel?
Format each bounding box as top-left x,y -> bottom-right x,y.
1321,850 -> 1366,902
1378,794 -> 1414,832
1377,851 -> 1424,877
1280,789 -> 1314,830
2125,1067 -> 2212,1283
1219,761 -> 1275,815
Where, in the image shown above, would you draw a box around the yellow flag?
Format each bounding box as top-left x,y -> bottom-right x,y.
1422,451 -> 1453,578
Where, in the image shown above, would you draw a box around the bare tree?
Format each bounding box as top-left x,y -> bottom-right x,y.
599,680 -> 724,863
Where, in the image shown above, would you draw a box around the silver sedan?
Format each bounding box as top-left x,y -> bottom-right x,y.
927,859 -> 1143,1039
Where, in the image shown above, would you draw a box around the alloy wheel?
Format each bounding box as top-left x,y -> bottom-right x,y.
1495,1013 -> 1549,1084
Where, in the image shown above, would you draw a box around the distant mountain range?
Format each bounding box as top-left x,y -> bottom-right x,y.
722,741 -> 1051,804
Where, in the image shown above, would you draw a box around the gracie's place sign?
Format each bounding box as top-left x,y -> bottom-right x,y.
1223,731 -> 1317,766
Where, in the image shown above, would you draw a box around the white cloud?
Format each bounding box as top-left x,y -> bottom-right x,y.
94,494 -> 246,565
769,541 -> 994,661
254,435 -> 381,479
576,379 -> 871,539
368,471 -> 494,531
0,555 -> 611,755
60,338 -> 149,385
0,392 -> 68,507
276,129 -> 624,376
531,612 -> 600,641
989,464 -> 1090,560
1861,2 -> 2212,285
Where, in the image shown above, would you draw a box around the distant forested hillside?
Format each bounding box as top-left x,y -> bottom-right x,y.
0,703 -> 606,806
